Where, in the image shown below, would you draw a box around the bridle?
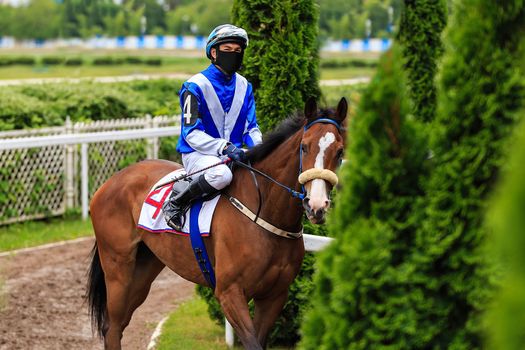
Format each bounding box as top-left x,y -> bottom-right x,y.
233,117 -> 342,224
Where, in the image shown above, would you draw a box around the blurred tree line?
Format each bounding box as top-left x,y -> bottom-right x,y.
0,0 -> 400,40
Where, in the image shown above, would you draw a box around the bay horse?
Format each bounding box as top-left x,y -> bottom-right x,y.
86,97 -> 347,349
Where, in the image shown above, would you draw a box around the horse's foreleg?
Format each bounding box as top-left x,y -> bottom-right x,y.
99,249 -> 137,350
253,291 -> 289,349
215,285 -> 262,350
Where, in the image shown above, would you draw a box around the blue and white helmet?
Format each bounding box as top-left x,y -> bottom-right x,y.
205,24 -> 249,59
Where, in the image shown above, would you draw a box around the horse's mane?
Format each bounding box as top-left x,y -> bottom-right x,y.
247,108 -> 336,163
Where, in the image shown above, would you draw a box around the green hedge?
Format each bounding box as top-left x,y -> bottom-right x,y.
0,79 -> 182,131
320,58 -> 377,69
42,56 -> 65,65
0,56 -> 165,67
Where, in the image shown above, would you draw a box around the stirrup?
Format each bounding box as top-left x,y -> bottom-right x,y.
166,212 -> 186,231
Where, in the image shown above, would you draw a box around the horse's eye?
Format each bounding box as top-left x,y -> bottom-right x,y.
336,149 -> 344,165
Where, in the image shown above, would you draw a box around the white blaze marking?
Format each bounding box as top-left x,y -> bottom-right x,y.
309,132 -> 335,211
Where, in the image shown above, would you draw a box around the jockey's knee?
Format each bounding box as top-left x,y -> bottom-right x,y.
204,165 -> 233,190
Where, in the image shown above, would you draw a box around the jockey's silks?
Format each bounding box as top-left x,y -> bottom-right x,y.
176,64 -> 262,155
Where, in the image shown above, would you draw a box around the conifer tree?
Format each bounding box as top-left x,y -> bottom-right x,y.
412,1 -> 525,346
231,0 -> 320,131
487,118 -> 525,350
398,0 -> 446,122
299,47 -> 430,349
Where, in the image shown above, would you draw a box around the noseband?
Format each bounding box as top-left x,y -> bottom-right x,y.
298,118 -> 341,189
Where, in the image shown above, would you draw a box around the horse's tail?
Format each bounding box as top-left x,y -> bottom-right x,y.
86,242 -> 107,338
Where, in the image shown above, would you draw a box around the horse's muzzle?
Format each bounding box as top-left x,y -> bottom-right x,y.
303,196 -> 329,224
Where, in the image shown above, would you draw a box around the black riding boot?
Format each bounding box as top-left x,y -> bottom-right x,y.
162,174 -> 218,231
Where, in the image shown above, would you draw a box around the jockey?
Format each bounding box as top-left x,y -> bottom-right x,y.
163,24 -> 263,231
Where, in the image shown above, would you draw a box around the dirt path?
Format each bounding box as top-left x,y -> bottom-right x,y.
0,237 -> 194,350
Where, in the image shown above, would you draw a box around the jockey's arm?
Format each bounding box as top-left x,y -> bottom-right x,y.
242,85 -> 262,148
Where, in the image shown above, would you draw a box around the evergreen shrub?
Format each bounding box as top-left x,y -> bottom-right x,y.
92,57 -> 116,65
320,58 -> 377,69
42,56 -> 65,65
64,57 -> 83,66
410,1 -> 525,347
12,57 -> 36,65
145,58 -> 162,66
397,0 -> 447,122
300,47 -> 428,349
232,0 -> 320,132
486,117 -> 525,350
125,56 -> 144,64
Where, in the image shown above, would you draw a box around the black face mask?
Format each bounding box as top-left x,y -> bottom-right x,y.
215,50 -> 244,75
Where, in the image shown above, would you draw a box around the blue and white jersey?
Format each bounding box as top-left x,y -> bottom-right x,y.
176,64 -> 262,155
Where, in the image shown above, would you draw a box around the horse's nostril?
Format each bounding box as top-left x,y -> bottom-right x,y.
303,197 -> 311,208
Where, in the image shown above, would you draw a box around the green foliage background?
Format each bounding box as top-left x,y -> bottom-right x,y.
0,0 -> 400,40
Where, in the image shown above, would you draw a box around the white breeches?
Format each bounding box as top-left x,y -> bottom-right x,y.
182,152 -> 233,190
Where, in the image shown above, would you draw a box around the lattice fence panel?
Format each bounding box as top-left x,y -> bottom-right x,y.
87,140 -> 148,199
0,146 -> 65,224
0,115 -> 179,225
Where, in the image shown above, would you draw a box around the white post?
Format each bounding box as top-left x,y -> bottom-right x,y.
152,116 -> 159,159
146,114 -> 154,159
225,319 -> 234,348
64,116 -> 75,209
81,143 -> 89,220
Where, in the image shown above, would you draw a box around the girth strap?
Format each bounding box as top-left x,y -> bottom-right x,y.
228,197 -> 303,239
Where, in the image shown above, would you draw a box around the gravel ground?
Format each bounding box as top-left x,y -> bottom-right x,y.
0,237 -> 194,350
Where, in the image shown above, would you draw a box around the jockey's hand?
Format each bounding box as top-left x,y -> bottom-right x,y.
223,143 -> 247,164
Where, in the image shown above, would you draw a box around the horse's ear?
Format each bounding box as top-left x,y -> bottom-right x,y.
335,97 -> 348,123
304,97 -> 318,122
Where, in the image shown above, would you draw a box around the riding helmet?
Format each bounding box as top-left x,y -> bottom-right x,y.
205,24 -> 249,59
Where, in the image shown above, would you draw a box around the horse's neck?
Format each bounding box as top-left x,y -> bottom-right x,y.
232,131 -> 304,232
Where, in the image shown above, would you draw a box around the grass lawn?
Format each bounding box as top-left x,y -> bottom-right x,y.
0,215 -> 93,252
0,64 -> 197,80
156,297 -> 227,350
157,297 -> 293,350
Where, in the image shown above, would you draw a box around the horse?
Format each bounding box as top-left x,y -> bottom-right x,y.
86,97 -> 348,350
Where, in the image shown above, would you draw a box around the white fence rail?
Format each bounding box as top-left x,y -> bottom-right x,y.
0,115 -> 180,225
